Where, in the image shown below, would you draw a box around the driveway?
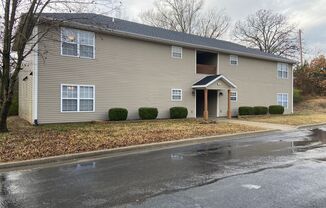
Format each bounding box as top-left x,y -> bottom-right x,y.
1,126 -> 326,208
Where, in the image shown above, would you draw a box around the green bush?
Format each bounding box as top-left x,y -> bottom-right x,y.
170,107 -> 188,119
253,106 -> 268,115
108,108 -> 128,121
138,107 -> 158,120
269,105 -> 285,114
238,106 -> 254,115
293,88 -> 303,103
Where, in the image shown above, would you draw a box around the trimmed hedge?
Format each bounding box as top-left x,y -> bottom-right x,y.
238,106 -> 254,115
108,108 -> 128,121
269,105 -> 285,114
139,107 -> 158,120
253,106 -> 268,115
170,107 -> 188,119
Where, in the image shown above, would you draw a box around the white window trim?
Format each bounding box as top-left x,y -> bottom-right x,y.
230,91 -> 238,102
61,84 -> 96,113
61,27 -> 96,59
277,63 -> 289,79
171,46 -> 183,59
171,88 -> 183,101
277,93 -> 289,109
230,55 -> 239,65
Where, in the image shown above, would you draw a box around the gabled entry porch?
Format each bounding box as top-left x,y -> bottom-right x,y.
192,75 -> 237,120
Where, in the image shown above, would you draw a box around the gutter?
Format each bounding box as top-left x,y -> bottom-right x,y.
40,17 -> 297,64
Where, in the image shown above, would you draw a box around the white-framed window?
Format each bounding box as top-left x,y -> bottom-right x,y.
230,55 -> 239,65
61,27 -> 95,59
230,91 -> 237,101
171,46 -> 182,59
277,63 -> 288,79
61,84 -> 95,112
277,93 -> 288,108
171,89 -> 182,101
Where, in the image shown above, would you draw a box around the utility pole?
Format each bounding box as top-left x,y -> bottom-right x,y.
299,29 -> 303,66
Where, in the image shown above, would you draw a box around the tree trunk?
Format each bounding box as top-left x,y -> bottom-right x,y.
0,100 -> 11,133
0,102 -> 9,133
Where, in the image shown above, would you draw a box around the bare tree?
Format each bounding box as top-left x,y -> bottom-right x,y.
0,0 -> 120,132
140,0 -> 230,38
233,9 -> 299,58
50,0 -> 122,16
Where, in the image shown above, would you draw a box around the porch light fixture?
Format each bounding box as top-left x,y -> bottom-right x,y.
192,89 -> 196,96
219,92 -> 223,96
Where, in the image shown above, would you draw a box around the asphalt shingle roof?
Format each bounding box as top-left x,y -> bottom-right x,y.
40,13 -> 295,63
193,75 -> 221,86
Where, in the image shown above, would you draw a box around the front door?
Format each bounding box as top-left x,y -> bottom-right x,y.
196,90 -> 218,118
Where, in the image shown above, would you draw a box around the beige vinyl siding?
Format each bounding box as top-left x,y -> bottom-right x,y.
37,26 -> 198,123
32,25 -> 293,123
218,53 -> 293,116
19,53 -> 34,123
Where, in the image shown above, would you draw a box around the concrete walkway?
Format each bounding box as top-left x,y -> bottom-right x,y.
222,119 -> 297,131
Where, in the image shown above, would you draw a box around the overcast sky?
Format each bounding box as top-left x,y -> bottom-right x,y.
120,0 -> 326,58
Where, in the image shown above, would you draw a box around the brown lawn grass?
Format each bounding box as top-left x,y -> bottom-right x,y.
0,117 -> 262,162
241,97 -> 326,126
294,97 -> 326,114
240,114 -> 326,126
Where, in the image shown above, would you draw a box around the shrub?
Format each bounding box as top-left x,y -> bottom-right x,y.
269,105 -> 285,114
253,106 -> 268,115
108,108 -> 128,121
238,106 -> 254,115
138,107 -> 158,120
293,88 -> 303,103
170,107 -> 188,119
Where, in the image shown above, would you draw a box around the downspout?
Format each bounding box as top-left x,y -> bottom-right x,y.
291,65 -> 294,114
217,53 -> 220,74
32,26 -> 39,125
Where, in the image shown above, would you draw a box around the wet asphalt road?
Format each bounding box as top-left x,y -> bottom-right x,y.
1,126 -> 326,208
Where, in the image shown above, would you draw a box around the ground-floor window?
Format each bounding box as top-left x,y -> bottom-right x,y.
277,93 -> 288,108
171,89 -> 182,101
230,91 -> 237,101
61,84 -> 95,112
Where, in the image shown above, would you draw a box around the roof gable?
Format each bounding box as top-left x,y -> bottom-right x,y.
192,75 -> 237,89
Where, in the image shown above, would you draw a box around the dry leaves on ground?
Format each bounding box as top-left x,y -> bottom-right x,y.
0,117 -> 261,162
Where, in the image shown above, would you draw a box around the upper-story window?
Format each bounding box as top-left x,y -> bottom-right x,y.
171,46 -> 182,59
61,28 -> 95,59
230,55 -> 238,65
277,63 -> 288,79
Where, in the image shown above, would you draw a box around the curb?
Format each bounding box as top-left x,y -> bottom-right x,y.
0,129 -> 278,170
297,122 -> 326,129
